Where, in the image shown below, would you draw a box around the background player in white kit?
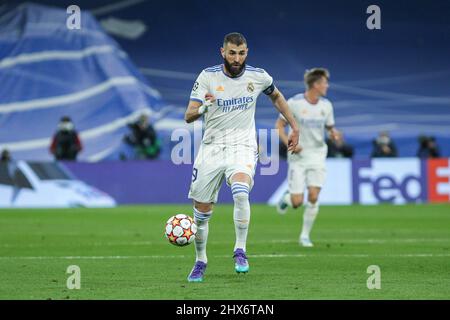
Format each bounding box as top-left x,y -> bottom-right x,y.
276,68 -> 341,247
184,33 -> 299,282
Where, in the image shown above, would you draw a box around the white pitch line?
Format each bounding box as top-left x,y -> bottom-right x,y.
1,253 -> 449,260
1,238 -> 449,248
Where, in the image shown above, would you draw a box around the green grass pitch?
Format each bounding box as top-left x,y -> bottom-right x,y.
0,204 -> 449,299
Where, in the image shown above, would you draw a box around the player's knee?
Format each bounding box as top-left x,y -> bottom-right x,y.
291,196 -> 303,209
308,194 -> 319,204
194,201 -> 213,213
292,202 -> 302,209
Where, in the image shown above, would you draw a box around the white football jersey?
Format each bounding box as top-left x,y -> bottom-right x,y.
190,64 -> 274,148
281,93 -> 335,165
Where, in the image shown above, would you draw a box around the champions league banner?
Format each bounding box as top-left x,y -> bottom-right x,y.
1,158 -> 448,207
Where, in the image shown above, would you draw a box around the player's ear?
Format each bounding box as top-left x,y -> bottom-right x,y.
220,47 -> 225,58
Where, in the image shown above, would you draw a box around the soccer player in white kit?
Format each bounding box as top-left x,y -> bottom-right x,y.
184,33 -> 299,282
276,68 -> 340,247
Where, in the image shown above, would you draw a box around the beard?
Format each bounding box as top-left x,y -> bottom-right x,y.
223,58 -> 246,77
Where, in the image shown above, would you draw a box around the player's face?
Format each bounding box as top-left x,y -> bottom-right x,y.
314,77 -> 329,96
221,43 -> 248,77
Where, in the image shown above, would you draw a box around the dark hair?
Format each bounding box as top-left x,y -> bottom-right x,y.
60,116 -> 72,122
304,68 -> 330,89
223,32 -> 247,47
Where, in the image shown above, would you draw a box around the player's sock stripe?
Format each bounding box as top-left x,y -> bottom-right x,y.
193,208 -> 212,221
232,187 -> 249,191
194,210 -> 211,218
231,184 -> 249,188
232,190 -> 249,195
231,188 -> 249,192
231,188 -> 249,194
231,184 -> 250,194
194,213 -> 210,221
231,182 -> 249,188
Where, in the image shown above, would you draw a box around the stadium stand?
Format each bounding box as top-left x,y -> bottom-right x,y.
0,2 -> 178,161
1,0 -> 450,160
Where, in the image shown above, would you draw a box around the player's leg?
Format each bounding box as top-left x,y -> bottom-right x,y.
187,201 -> 212,282
230,172 -> 252,273
299,167 -> 326,247
225,145 -> 257,273
193,201 -> 213,263
282,193 -> 303,208
187,145 -> 225,282
277,162 -> 305,214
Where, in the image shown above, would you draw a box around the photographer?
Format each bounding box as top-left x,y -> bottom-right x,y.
326,131 -> 353,158
417,135 -> 440,158
49,116 -> 83,161
371,131 -> 398,158
123,114 -> 161,160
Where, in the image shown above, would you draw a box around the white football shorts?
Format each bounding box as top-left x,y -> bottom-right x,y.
287,161 -> 326,194
188,143 -> 258,203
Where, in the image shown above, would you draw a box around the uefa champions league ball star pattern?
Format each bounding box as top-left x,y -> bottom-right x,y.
165,214 -> 197,246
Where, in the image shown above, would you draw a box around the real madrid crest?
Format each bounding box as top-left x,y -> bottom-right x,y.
247,82 -> 254,93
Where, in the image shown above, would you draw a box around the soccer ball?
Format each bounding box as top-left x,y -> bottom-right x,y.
164,214 -> 197,246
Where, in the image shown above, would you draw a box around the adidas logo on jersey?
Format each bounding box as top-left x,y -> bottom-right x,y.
216,85 -> 225,91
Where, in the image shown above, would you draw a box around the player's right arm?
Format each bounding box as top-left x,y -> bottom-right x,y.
275,116 -> 302,154
184,71 -> 212,123
184,100 -> 203,123
275,117 -> 289,147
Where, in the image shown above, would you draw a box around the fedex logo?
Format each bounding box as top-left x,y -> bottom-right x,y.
352,158 -> 450,204
427,159 -> 450,202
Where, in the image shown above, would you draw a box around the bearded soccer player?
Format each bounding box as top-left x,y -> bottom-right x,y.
184,32 -> 299,282
276,68 -> 341,247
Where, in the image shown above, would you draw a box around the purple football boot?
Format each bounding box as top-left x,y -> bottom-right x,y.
233,248 -> 249,273
187,261 -> 207,282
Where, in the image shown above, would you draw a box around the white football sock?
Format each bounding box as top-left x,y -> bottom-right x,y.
231,182 -> 251,252
283,192 -> 293,207
193,207 -> 212,263
301,201 -> 319,239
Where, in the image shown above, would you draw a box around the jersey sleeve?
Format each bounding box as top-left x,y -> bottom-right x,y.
189,71 -> 209,104
326,101 -> 335,127
261,70 -> 275,95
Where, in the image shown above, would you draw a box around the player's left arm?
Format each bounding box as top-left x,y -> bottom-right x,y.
267,87 -> 299,151
325,102 -> 340,141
